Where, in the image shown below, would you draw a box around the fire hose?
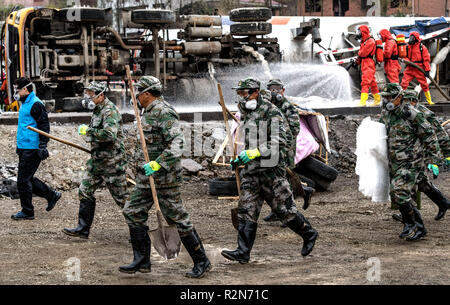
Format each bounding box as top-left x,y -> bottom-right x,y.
400,58 -> 450,102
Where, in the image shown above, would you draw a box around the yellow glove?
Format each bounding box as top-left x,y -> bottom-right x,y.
78,124 -> 89,136
239,148 -> 261,164
143,161 -> 161,176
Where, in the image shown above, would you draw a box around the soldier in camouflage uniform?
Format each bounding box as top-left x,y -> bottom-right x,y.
221,77 -> 318,263
62,81 -> 129,239
263,79 -> 314,223
379,83 -> 443,241
119,76 -> 211,278
391,90 -> 449,221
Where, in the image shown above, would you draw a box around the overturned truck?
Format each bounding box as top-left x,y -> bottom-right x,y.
1,6 -> 281,112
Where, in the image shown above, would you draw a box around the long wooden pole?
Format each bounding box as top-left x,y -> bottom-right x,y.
27,126 -> 91,153
217,83 -> 241,197
125,66 -> 162,215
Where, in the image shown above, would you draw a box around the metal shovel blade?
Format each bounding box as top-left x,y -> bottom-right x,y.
149,211 -> 181,260
231,207 -> 239,230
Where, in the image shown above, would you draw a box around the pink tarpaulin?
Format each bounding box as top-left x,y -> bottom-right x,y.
230,113 -> 319,164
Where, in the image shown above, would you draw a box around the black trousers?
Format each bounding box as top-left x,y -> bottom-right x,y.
17,149 -> 52,216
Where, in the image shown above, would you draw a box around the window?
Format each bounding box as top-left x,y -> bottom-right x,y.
305,0 -> 322,13
391,0 -> 408,8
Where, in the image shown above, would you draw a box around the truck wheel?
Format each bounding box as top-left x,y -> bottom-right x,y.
208,177 -> 238,196
297,156 -> 339,182
59,8 -> 106,22
131,9 -> 175,24
230,7 -> 272,22
230,22 -> 272,36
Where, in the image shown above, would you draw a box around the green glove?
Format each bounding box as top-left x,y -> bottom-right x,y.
239,148 -> 261,164
143,161 -> 161,176
445,157 -> 450,167
78,124 -> 89,136
427,163 -> 439,179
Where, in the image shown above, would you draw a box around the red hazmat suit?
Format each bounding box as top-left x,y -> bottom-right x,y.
379,29 -> 401,83
401,31 -> 431,92
357,25 -> 379,94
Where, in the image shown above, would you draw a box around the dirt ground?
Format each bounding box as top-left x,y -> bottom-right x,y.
0,122 -> 449,285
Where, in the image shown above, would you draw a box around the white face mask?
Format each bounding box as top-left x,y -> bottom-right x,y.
13,92 -> 20,101
245,99 -> 257,110
82,93 -> 97,110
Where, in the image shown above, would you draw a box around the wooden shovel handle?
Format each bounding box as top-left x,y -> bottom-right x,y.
27,126 -> 91,154
217,83 -> 241,196
125,66 -> 162,213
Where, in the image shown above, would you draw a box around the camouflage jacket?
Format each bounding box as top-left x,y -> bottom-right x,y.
86,97 -> 127,173
237,94 -> 288,175
273,96 -> 300,168
415,104 -> 450,158
135,96 -> 184,189
380,103 -> 442,171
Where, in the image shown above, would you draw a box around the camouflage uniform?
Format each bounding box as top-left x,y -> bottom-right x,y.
122,94 -> 192,233
236,90 -> 296,223
266,79 -> 300,169
120,76 -> 210,279
402,90 -> 450,221
380,83 -> 442,240
221,78 -> 317,264
79,83 -> 128,206
63,81 -> 128,239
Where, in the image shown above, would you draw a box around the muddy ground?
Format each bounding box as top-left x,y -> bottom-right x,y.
0,117 -> 449,285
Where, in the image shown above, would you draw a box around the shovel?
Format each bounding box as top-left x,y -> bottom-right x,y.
125,66 -> 181,259
217,83 -> 241,230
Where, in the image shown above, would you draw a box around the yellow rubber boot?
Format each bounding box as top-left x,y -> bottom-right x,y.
359,92 -> 369,106
424,91 -> 434,105
372,93 -> 381,106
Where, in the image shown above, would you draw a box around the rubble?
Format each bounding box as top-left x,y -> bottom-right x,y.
181,159 -> 204,175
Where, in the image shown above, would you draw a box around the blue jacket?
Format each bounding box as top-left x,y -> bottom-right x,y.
17,92 -> 46,149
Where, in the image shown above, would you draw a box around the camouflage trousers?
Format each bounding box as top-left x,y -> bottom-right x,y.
78,169 -> 129,208
389,162 -> 422,208
122,186 -> 193,234
239,167 -> 298,224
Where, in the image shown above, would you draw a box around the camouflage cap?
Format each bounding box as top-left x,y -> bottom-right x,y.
267,79 -> 284,88
380,83 -> 403,97
403,89 -> 418,101
134,76 -> 162,93
232,77 -> 260,90
84,81 -> 108,93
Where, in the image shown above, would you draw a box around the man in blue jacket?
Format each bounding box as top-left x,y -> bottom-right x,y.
11,77 -> 61,220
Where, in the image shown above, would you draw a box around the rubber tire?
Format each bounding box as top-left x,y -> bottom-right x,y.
61,97 -> 84,112
131,9 -> 175,24
301,171 -> 331,192
294,172 -> 316,189
297,156 -> 339,182
230,22 -> 272,36
59,8 -> 106,22
208,177 -> 238,196
230,7 -> 272,22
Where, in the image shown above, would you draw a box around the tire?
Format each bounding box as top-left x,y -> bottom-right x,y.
230,22 -> 272,36
131,9 -> 175,24
295,173 -> 316,189
61,97 -> 84,112
230,7 -> 272,22
208,177 -> 238,196
297,156 -> 339,182
59,8 -> 106,23
302,171 -> 331,192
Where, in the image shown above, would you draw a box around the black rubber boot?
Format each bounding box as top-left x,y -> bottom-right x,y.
398,203 -> 418,240
407,207 -> 427,241
263,211 -> 279,222
46,190 -> 62,212
221,219 -> 257,264
62,199 -> 96,239
119,225 -> 151,274
392,213 -> 404,223
302,186 -> 314,210
286,212 -> 318,256
180,228 -> 212,279
423,184 -> 450,221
